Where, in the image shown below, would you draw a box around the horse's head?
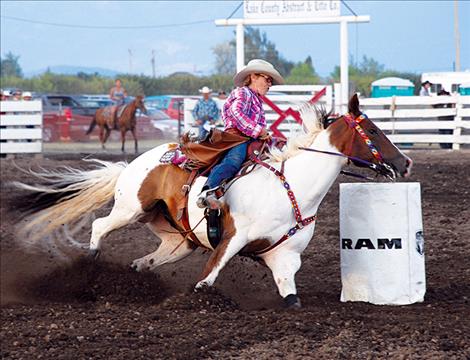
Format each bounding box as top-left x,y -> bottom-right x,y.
326,94 -> 412,179
134,95 -> 147,115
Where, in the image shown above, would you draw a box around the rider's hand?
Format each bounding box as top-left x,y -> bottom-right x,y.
259,129 -> 271,141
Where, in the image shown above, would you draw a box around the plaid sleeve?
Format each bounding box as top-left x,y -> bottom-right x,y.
227,88 -> 263,138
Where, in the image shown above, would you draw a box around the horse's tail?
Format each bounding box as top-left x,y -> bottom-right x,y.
86,114 -> 97,135
12,159 -> 127,241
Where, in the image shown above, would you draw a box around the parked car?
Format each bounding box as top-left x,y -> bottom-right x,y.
145,95 -> 186,120
152,119 -> 181,139
147,108 -> 181,139
37,94 -> 161,142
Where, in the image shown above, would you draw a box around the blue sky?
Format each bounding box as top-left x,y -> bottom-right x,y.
1,1 -> 469,78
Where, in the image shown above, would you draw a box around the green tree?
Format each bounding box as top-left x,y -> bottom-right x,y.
213,27 -> 294,77
212,42 -> 236,75
285,56 -> 320,85
1,52 -> 23,78
328,55 -> 416,97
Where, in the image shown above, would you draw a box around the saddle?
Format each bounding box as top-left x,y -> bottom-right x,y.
159,129 -> 284,249
105,105 -> 126,128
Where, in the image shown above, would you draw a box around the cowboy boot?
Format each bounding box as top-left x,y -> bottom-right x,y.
196,187 -> 222,209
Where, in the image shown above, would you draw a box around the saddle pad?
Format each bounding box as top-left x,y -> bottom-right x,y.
160,149 -> 178,163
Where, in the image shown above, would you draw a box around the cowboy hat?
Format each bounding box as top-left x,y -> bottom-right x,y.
421,81 -> 432,86
199,86 -> 212,94
233,59 -> 284,87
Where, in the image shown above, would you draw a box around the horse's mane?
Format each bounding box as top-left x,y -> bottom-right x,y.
269,103 -> 330,162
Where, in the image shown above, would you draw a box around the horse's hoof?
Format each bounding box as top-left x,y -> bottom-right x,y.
194,281 -> 209,292
88,249 -> 101,260
283,294 -> 302,309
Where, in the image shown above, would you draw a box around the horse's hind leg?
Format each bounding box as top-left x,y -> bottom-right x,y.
89,203 -> 142,258
195,231 -> 247,289
262,249 -> 302,308
131,216 -> 196,271
102,127 -> 112,149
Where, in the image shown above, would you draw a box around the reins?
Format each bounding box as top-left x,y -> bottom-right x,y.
299,112 -> 396,180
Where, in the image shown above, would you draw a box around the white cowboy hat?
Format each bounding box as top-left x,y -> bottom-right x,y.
233,59 -> 284,88
199,86 -> 212,94
22,91 -> 32,98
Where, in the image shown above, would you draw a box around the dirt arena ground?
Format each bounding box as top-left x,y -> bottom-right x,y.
1,150 -> 469,359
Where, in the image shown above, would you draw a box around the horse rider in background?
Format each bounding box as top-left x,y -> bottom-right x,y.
109,79 -> 128,129
196,59 -> 284,209
192,86 -> 220,140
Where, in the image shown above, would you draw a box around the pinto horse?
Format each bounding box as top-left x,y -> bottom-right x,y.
86,96 -> 147,153
15,95 -> 411,308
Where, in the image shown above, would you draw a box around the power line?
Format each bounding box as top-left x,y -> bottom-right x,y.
1,15 -> 213,30
340,0 -> 357,16
226,1 -> 243,20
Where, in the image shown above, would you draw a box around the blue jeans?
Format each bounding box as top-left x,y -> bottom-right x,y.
205,142 -> 248,189
198,122 -> 208,140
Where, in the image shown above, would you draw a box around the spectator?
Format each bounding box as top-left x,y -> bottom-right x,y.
12,89 -> 22,101
1,90 -> 11,101
434,89 -> 453,149
218,90 -> 227,100
192,86 -> 219,140
22,91 -> 33,101
419,81 -> 432,96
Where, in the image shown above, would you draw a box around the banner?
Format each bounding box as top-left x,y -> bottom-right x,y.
244,1 -> 340,19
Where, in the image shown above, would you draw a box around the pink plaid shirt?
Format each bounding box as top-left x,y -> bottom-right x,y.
222,86 -> 266,138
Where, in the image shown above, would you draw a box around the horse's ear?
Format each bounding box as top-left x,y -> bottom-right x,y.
348,93 -> 361,117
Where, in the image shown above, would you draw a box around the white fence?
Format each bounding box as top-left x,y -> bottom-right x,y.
184,90 -> 469,150
184,85 -> 333,138
359,95 -> 470,150
0,100 -> 43,154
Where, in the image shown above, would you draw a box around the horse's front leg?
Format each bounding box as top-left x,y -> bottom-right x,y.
121,129 -> 126,153
195,232 -> 247,289
99,127 -> 105,149
262,248 -> 302,308
131,127 -> 138,154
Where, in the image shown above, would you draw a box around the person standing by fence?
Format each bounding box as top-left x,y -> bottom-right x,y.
419,81 -> 432,96
434,89 -> 453,149
192,86 -> 219,140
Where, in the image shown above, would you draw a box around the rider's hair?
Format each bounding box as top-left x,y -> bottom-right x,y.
243,75 -> 252,87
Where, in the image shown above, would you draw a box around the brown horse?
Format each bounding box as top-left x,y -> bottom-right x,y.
86,96 -> 147,153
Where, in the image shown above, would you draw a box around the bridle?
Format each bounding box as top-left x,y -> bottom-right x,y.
249,112 -> 396,256
299,112 -> 396,181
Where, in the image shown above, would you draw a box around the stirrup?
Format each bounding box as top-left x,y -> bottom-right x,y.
197,187 -> 222,209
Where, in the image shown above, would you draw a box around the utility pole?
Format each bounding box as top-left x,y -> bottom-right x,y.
151,50 -> 156,78
454,0 -> 461,71
128,49 -> 133,74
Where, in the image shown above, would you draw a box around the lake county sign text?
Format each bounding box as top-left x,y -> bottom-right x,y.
244,0 -> 340,19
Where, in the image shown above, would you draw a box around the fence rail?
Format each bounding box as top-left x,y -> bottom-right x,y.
360,95 -> 470,150
0,100 -> 43,154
